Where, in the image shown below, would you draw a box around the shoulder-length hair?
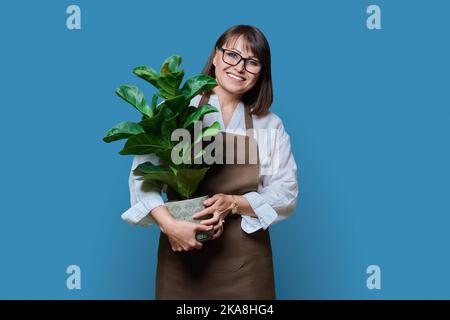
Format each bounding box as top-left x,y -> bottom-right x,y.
201,25 -> 273,116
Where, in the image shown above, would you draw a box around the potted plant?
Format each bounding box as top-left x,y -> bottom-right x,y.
103,55 -> 220,241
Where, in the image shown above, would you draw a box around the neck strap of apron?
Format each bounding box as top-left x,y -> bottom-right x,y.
244,105 -> 253,131
198,93 -> 254,132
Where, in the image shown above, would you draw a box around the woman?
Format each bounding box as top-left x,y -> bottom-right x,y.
122,25 -> 298,299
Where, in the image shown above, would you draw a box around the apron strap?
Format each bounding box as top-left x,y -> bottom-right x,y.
198,93 -> 211,109
244,105 -> 254,131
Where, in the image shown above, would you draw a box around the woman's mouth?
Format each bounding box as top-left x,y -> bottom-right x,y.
226,72 -> 246,82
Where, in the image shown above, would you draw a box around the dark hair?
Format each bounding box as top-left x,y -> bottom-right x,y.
201,25 -> 273,116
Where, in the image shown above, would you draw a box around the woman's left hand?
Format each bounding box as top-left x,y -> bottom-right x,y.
192,193 -> 234,227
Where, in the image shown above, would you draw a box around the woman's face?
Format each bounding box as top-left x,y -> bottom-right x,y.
212,36 -> 260,97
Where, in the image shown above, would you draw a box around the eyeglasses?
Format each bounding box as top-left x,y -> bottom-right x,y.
217,47 -> 262,74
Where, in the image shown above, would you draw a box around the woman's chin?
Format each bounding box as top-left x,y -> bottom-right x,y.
222,83 -> 246,95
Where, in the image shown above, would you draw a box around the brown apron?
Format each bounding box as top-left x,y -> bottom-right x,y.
155,95 -> 275,300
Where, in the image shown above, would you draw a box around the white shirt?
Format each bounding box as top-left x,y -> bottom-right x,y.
121,94 -> 299,233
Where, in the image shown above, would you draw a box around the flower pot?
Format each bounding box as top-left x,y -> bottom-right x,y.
165,195 -> 213,242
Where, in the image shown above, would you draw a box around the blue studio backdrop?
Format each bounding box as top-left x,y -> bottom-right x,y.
0,0 -> 449,299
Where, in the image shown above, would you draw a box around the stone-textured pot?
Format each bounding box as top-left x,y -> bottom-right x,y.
165,195 -> 213,242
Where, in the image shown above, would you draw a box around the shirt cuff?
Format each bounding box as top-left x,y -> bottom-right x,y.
241,191 -> 278,234
121,198 -> 164,227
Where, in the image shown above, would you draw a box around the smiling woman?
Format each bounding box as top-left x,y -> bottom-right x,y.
212,44 -> 261,123
204,26 -> 273,117
122,25 -> 299,300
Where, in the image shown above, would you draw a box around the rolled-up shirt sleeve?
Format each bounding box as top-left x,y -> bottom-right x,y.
121,154 -> 165,227
241,123 -> 299,234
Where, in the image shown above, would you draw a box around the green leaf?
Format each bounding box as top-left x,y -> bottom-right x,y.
160,71 -> 184,96
133,66 -> 159,88
160,55 -> 182,75
158,75 -> 179,99
151,93 -> 159,108
172,70 -> 185,92
168,56 -> 182,72
136,168 -> 179,194
164,95 -> 188,115
134,162 -> 168,175
176,168 -> 210,198
119,133 -> 165,155
134,162 -> 209,199
115,85 -> 152,117
154,148 -> 176,166
157,56 -> 185,99
180,75 -> 217,101
193,121 -> 221,145
138,102 -> 169,135
160,63 -> 169,78
183,104 -> 218,128
161,109 -> 178,147
137,166 -> 209,199
103,122 -> 144,143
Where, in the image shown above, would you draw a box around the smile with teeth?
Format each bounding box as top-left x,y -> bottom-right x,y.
226,72 -> 246,81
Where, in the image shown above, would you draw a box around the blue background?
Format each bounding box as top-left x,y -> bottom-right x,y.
0,0 -> 449,299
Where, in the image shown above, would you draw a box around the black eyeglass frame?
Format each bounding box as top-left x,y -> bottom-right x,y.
217,46 -> 262,75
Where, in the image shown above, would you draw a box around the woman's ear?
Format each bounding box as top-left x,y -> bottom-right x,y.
212,48 -> 218,67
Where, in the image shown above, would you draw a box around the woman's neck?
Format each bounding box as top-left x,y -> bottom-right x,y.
212,86 -> 242,110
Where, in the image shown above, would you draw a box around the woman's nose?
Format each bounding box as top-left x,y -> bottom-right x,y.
234,60 -> 246,72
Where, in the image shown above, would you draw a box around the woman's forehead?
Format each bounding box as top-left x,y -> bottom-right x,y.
223,35 -> 255,56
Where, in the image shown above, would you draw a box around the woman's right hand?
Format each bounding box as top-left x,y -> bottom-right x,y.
162,219 -> 214,252
150,204 -> 214,252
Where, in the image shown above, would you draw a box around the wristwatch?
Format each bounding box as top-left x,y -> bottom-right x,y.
230,195 -> 239,214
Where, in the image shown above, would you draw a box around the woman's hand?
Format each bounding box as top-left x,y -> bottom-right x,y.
211,218 -> 225,240
161,219 -> 213,252
192,193 -> 235,232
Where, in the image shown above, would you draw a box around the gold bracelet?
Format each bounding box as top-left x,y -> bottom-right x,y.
230,195 -> 238,214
